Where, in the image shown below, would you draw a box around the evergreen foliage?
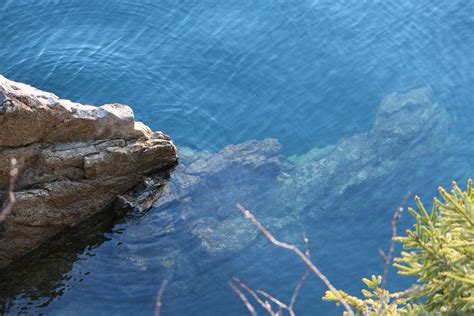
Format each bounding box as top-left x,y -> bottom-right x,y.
323,179 -> 474,315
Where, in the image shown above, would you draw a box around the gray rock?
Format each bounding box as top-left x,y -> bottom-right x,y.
0,76 -> 177,269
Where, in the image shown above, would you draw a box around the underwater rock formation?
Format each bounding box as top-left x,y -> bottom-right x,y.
161,88 -> 451,254
286,88 -> 450,213
0,76 -> 177,269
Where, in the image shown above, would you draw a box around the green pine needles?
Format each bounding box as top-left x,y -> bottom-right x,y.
323,179 -> 474,315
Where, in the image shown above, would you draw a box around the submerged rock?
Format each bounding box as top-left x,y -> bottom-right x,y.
0,76 -> 177,269
160,87 -> 452,254
286,87 -> 451,212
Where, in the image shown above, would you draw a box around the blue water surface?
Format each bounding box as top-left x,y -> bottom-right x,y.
0,0 -> 473,315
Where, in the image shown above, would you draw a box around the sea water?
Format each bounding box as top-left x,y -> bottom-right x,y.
0,0 -> 473,315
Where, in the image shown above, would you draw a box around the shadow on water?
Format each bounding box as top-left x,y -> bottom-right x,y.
0,180 -> 174,314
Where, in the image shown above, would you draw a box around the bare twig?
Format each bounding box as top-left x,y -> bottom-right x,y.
232,256 -> 310,316
256,289 -> 288,311
155,279 -> 169,316
0,158 -> 18,223
288,236 -> 311,314
376,193 -> 412,313
236,203 -> 355,316
233,277 -> 276,315
231,241 -> 311,316
229,280 -> 258,316
379,193 -> 411,288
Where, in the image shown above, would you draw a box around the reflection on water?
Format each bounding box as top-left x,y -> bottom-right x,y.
0,0 -> 473,315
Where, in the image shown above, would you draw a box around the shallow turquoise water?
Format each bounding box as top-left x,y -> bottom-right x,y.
0,0 -> 473,315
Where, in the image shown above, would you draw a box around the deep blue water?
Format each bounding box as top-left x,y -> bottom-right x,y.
0,0 -> 473,315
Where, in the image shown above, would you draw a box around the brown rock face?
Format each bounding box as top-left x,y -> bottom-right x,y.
0,75 -> 177,269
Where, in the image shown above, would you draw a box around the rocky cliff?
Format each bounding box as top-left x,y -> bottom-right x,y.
0,76 -> 177,269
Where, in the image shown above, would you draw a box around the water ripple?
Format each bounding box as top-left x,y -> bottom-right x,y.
0,0 -> 473,315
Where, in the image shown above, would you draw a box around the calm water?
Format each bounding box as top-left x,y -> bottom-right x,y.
1,0 -> 473,315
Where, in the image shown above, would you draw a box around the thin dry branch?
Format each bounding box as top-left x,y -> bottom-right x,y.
155,279 -> 169,316
231,240 -> 311,316
288,236 -> 311,313
379,193 -> 411,288
256,289 -> 288,310
233,277 -> 276,315
229,280 -> 258,316
0,158 -> 18,223
236,203 -> 355,316
231,250 -> 311,316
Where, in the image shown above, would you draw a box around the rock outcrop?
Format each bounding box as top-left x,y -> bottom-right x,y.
0,76 -> 177,269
